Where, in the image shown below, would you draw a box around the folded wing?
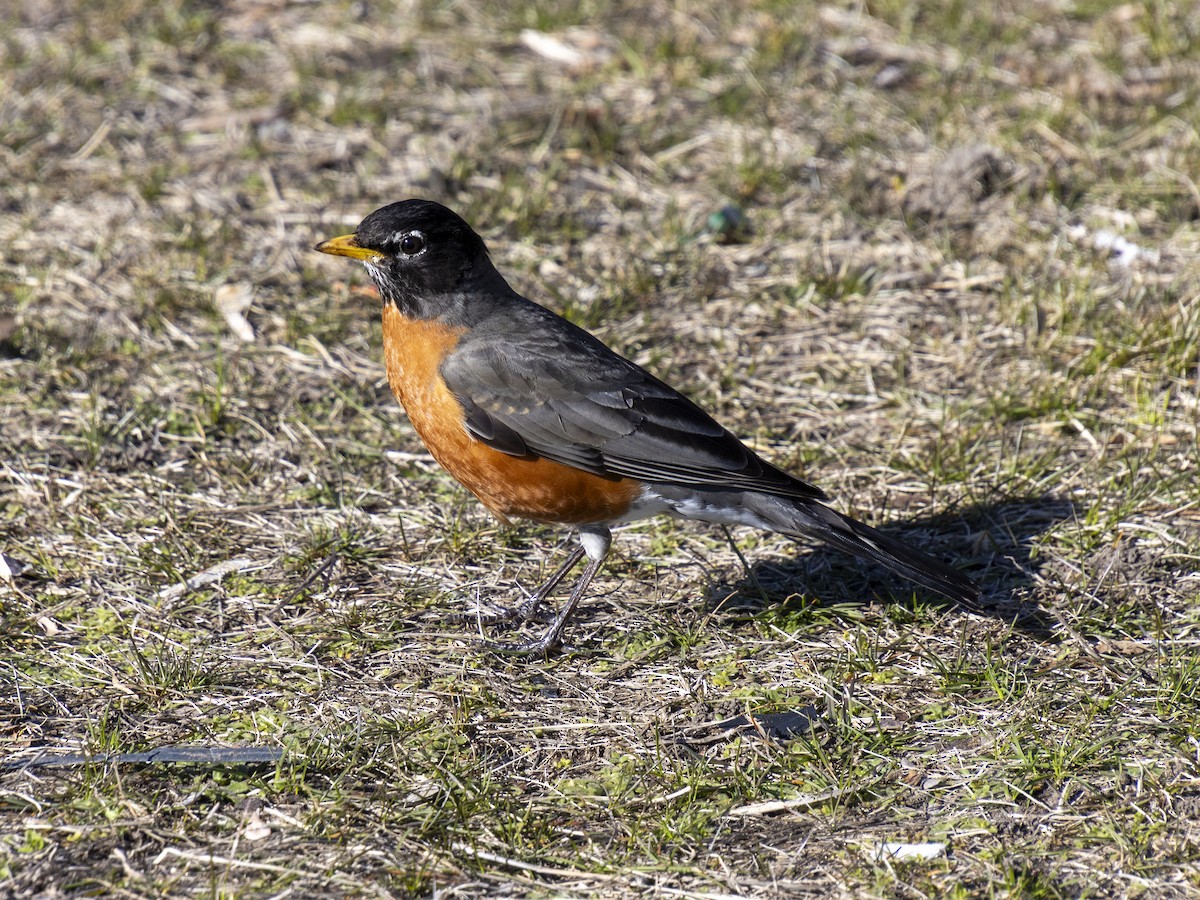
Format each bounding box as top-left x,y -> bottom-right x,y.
440,313 -> 827,502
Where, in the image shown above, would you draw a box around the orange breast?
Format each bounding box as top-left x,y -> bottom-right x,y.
380,303 -> 641,525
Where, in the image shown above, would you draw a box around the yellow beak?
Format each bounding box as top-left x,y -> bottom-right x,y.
314,233 -> 384,261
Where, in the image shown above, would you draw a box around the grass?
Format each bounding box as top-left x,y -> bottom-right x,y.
3,0 -> 1200,896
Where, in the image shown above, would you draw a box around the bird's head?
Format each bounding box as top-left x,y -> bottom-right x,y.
315,199 -> 495,311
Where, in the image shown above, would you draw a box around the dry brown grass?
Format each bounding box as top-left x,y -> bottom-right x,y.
3,0 -> 1200,896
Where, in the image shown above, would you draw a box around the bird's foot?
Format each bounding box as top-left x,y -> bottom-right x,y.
482,582 -> 590,657
449,592 -> 549,628
483,632 -> 566,657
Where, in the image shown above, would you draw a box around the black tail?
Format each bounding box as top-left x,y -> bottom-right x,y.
779,499 -> 980,604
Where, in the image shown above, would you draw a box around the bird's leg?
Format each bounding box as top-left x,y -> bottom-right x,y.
489,554 -> 605,656
451,544 -> 585,627
509,545 -> 584,622
489,526 -> 611,656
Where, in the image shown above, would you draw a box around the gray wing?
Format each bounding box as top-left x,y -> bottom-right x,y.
439,315 -> 827,502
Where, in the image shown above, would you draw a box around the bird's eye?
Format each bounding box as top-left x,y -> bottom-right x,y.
399,232 -> 426,255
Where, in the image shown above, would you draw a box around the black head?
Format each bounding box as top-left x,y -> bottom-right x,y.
315,199 -> 500,315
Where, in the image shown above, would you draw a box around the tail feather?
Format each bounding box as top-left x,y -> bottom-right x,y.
643,485 -> 980,603
757,496 -> 980,604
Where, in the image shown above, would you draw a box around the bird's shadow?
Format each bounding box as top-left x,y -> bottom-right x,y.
701,497 -> 1075,639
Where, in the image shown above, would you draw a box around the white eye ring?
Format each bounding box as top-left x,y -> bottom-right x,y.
395,230 -> 427,256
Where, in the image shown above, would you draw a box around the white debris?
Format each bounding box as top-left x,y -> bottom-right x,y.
215,283 -> 256,342
1066,223 -> 1159,268
871,841 -> 947,862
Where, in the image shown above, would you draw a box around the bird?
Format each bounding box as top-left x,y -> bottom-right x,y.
314,199 -> 979,655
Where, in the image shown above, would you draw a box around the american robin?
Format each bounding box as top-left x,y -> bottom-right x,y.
315,200 -> 979,655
